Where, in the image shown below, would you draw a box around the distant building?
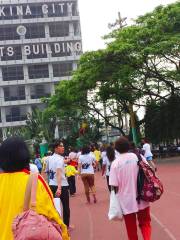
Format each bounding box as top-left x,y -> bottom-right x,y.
0,0 -> 82,138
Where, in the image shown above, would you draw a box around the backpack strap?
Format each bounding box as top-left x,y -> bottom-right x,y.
23,173 -> 38,211
30,173 -> 38,208
136,153 -> 143,164
136,153 -> 144,204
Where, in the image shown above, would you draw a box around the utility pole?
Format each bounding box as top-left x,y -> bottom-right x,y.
108,12 -> 138,145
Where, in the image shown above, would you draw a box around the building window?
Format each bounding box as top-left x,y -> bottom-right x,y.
30,84 -> 51,99
53,62 -> 73,77
49,22 -> 69,37
0,26 -> 20,41
6,106 -> 27,122
2,66 -> 24,81
28,64 -> 49,79
3,86 -> 25,101
31,103 -> 46,112
25,24 -> 45,39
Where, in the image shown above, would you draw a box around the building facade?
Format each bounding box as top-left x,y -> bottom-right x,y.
0,0 -> 82,138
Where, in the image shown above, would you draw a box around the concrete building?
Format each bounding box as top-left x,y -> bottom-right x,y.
0,0 -> 82,139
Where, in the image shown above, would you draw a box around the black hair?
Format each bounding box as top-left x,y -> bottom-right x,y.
0,137 -> 30,172
130,141 -> 136,150
115,137 -> 130,154
51,139 -> 63,150
129,141 -> 139,155
81,146 -> 90,155
106,146 -> 115,162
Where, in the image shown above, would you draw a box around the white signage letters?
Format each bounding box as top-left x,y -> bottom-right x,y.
0,42 -> 82,58
25,5 -> 32,15
0,47 -> 5,57
33,45 -> 40,55
58,3 -> 65,14
24,45 -> 31,56
9,6 -> 13,16
0,7 -> 5,16
16,5 -> 23,16
0,2 -> 75,18
7,47 -> 14,56
67,42 -> 73,53
67,3 -> 73,14
54,43 -> 61,53
74,42 -> 82,52
52,3 -> 56,14
42,4 -> 48,15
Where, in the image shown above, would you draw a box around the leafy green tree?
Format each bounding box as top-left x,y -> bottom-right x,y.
46,2 -> 180,142
26,109 -> 56,142
144,94 -> 180,144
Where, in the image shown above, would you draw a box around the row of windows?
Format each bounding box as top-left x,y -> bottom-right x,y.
0,22 -> 81,41
0,2 -> 78,21
4,105 -> 27,122
3,84 -> 51,101
0,104 -> 47,123
6,115 -> 27,122
2,63 -> 74,81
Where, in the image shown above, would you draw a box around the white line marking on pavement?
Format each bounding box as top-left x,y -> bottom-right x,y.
166,190 -> 180,197
151,213 -> 177,240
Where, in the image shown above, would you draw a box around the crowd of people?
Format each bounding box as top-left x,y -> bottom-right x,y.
0,136 -> 156,240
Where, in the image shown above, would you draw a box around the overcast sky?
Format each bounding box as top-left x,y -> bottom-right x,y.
78,0 -> 177,52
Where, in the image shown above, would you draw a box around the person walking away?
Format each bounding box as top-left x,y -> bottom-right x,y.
78,146 -> 97,204
142,138 -> 156,171
65,164 -> 78,196
102,146 -> 115,192
109,137 -> 151,240
34,154 -> 42,173
101,145 -> 107,162
67,148 -> 78,195
94,145 -> 102,171
46,140 -> 73,231
0,137 -> 69,240
68,148 -> 78,169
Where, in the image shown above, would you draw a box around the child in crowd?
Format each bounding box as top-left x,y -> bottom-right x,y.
65,164 -> 79,196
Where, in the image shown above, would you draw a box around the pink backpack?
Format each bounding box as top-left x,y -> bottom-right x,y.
12,173 -> 63,240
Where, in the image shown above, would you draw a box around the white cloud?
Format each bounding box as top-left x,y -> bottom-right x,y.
78,0 -> 177,51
